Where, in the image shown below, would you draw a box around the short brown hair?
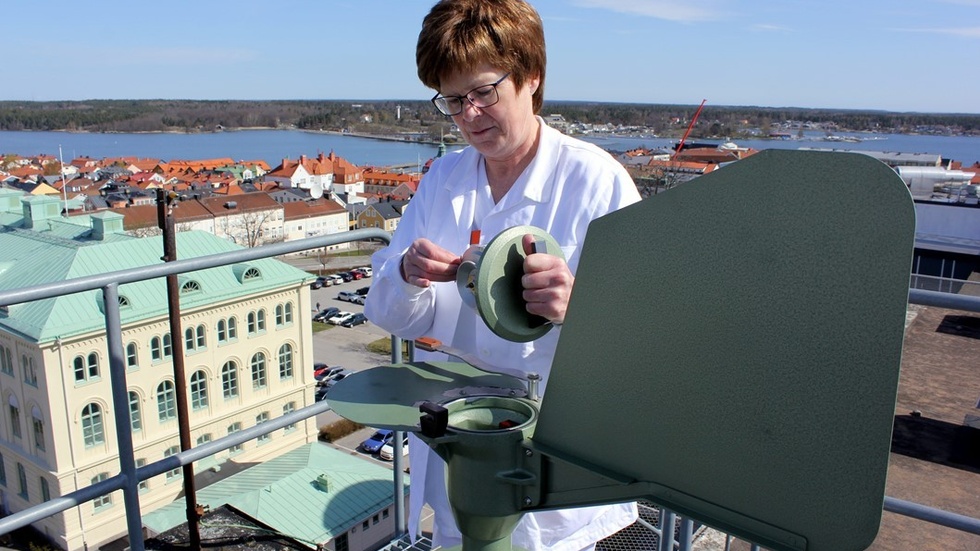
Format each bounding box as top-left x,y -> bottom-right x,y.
417,0 -> 547,114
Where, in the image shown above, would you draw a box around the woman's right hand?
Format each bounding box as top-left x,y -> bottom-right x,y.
401,238 -> 461,288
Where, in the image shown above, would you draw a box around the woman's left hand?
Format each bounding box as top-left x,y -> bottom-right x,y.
520,234 -> 574,325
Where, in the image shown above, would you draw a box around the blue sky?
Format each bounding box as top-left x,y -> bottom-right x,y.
8,0 -> 979,113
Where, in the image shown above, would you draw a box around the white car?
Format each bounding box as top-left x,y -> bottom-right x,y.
327,311 -> 354,325
354,266 -> 373,278
337,291 -> 361,303
327,274 -> 344,286
379,434 -> 409,461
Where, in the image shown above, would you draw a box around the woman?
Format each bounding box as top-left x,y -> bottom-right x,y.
364,1 -> 640,549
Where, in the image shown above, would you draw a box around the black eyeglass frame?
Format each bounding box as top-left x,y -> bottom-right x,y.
430,73 -> 511,116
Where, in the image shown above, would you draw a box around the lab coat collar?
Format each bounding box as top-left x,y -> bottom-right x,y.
443,117 -> 559,223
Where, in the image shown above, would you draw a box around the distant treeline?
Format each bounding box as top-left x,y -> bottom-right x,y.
1,99 -> 978,138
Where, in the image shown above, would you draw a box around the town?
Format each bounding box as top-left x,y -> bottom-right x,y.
0,129 -> 978,551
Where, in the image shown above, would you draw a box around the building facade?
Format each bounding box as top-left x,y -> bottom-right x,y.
0,190 -> 317,551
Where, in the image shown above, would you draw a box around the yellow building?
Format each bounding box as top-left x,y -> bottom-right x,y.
0,190 -> 317,551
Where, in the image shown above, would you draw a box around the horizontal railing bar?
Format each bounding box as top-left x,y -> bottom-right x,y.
884,497 -> 980,536
908,288 -> 980,312
0,228 -> 391,306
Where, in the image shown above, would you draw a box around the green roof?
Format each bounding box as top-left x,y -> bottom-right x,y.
142,443 -> 409,545
0,196 -> 311,341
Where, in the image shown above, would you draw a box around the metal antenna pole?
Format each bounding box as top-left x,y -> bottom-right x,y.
156,189 -> 201,548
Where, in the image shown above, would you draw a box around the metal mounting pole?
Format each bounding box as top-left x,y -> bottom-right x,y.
156,188 -> 201,548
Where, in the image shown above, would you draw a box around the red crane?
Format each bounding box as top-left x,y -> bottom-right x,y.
672,99 -> 707,161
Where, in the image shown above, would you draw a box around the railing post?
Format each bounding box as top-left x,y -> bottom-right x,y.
677,517 -> 694,550
660,508 -> 677,551
102,284 -> 145,551
390,335 -> 407,537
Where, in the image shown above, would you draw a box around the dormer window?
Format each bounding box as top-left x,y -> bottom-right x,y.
233,264 -> 262,284
95,292 -> 131,313
180,280 -> 202,294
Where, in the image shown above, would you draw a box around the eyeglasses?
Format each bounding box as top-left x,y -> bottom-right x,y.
431,73 -> 510,116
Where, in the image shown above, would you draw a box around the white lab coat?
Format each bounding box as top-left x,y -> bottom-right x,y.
364,119 -> 640,551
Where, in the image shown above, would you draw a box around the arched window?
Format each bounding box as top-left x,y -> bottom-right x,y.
81,403 -> 105,447
31,406 -> 44,451
184,328 -> 196,351
180,280 -> 201,294
256,309 -> 266,331
243,267 -> 261,281
86,353 -> 99,379
17,464 -> 27,499
74,354 -> 98,382
150,337 -> 162,361
217,319 -> 227,342
162,333 -> 173,358
164,446 -> 181,481
22,355 -> 37,386
8,396 -> 21,440
227,422 -> 243,454
275,304 -> 285,326
190,371 -> 208,410
0,345 -> 11,375
221,361 -> 239,399
278,344 -> 293,380
247,312 -> 257,334
92,473 -> 111,509
256,411 -> 271,443
284,302 -> 293,324
195,325 -> 206,348
228,317 -> 238,339
250,353 -> 267,389
156,381 -> 177,422
129,391 -> 142,433
283,401 -> 296,432
136,458 -> 149,492
126,342 -> 139,370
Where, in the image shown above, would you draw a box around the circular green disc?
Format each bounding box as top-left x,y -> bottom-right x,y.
474,225 -> 564,342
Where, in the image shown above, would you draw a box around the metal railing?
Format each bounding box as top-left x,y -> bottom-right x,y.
0,231 -> 978,551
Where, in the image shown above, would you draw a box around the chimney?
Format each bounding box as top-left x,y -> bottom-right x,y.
91,211 -> 125,240
21,195 -> 62,228
0,189 -> 24,214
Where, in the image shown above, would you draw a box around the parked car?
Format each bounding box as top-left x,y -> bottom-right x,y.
379,433 -> 409,461
337,272 -> 354,282
315,386 -> 328,402
353,267 -> 373,278
314,365 -> 346,381
328,311 -> 354,325
355,286 -> 370,296
327,274 -> 344,286
340,312 -> 368,327
360,429 -> 394,454
349,270 -> 364,280
313,307 -> 340,323
323,370 -> 352,389
337,291 -> 361,303
310,276 -> 326,290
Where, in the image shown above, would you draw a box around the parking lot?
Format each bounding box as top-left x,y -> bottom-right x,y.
306,273 -> 399,424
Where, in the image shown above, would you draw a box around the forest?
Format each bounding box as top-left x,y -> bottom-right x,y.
1,99 -> 978,140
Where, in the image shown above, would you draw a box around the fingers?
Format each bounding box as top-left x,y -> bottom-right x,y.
521,234 -> 573,324
402,239 -> 461,287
